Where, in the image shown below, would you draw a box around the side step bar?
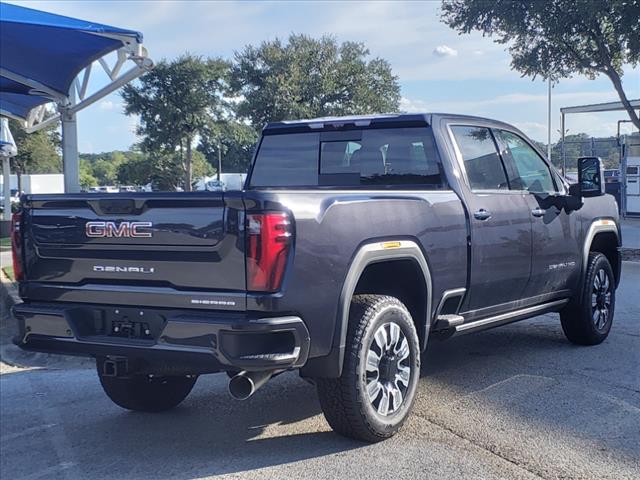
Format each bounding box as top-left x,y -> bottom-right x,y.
452,299 -> 569,336
434,314 -> 464,330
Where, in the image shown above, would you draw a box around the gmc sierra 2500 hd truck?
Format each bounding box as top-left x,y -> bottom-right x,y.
11,113 -> 621,442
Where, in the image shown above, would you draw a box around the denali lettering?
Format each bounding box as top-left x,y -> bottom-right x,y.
86,221 -> 153,238
93,265 -> 155,274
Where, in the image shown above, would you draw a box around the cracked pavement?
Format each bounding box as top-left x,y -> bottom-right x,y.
1,262 -> 638,479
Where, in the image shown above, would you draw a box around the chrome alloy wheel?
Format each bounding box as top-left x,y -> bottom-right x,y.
592,268 -> 612,330
365,322 -> 411,416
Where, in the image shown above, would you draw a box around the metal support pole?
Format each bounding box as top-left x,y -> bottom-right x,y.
561,113 -> 566,177
61,100 -> 80,193
547,78 -> 552,162
217,144 -> 222,181
2,157 -> 11,221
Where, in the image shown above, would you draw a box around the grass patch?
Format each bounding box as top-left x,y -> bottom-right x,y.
2,265 -> 14,282
0,237 -> 10,249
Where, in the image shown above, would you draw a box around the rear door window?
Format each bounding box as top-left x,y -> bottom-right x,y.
450,126 -> 509,191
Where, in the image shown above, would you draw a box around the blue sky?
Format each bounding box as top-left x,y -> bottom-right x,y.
15,0 -> 640,153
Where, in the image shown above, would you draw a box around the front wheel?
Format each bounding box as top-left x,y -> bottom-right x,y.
560,252 -> 615,345
316,295 -> 421,442
97,359 -> 197,413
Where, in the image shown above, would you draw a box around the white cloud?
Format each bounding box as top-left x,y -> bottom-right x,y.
400,97 -> 429,113
433,45 -> 458,58
99,100 -> 119,111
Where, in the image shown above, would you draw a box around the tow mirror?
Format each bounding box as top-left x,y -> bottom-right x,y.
571,156 -> 605,198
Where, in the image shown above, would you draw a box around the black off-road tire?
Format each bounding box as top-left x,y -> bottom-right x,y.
97,360 -> 197,413
316,295 -> 421,443
560,252 -> 615,345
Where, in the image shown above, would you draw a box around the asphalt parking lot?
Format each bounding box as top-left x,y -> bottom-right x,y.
1,262 -> 639,480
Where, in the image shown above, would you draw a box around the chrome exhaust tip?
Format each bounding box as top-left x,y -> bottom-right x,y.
228,370 -> 274,400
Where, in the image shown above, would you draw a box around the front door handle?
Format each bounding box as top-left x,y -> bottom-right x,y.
473,209 -> 491,221
531,208 -> 546,217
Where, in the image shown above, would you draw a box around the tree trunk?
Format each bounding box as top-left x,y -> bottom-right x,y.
185,137 -> 192,192
16,169 -> 22,193
605,68 -> 640,131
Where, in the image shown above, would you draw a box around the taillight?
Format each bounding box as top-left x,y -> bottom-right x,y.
10,211 -> 25,281
246,212 -> 292,292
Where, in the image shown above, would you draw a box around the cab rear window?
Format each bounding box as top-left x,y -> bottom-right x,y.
249,127 -> 444,188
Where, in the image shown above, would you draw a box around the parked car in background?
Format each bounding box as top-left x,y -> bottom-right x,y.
89,186 -> 120,193
604,169 -> 620,184
204,179 -> 226,192
11,113 -> 621,443
1,188 -> 21,203
0,188 -> 22,213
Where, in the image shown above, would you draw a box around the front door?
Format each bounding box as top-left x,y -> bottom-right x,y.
494,129 -> 581,298
449,125 -> 532,313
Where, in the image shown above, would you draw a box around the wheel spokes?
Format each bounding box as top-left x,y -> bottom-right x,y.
389,386 -> 403,412
395,337 -> 410,361
377,388 -> 390,416
396,366 -> 410,386
366,349 -> 380,373
374,326 -> 389,351
367,379 -> 382,402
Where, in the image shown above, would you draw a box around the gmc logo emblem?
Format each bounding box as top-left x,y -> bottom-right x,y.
85,221 -> 153,238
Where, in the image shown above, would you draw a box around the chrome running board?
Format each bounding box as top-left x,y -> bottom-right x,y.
453,299 -> 569,336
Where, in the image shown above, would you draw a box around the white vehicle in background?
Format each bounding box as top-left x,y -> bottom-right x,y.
90,186 -> 119,193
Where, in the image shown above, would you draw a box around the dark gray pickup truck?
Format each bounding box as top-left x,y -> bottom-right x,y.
11,113 -> 621,442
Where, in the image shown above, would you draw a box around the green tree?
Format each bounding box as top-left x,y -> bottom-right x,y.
8,119 -> 61,191
79,159 -> 98,188
231,34 -> 401,128
114,150 -> 212,190
441,0 -> 640,129
121,54 -> 230,190
198,121 -> 258,175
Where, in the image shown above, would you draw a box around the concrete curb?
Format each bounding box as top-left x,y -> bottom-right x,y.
621,248 -> 640,262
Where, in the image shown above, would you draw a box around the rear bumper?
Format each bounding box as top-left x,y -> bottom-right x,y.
12,302 -> 310,374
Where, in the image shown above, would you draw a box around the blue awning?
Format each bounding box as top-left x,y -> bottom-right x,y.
0,2 -> 143,120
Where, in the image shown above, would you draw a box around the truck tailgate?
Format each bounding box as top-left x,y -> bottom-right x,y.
20,192 -> 246,309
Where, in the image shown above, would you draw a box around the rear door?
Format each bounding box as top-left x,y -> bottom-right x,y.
21,192 -> 246,310
448,125 -> 532,314
493,129 -> 581,297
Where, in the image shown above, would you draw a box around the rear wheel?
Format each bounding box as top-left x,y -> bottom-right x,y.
316,295 -> 421,442
97,359 -> 197,412
560,252 -> 615,345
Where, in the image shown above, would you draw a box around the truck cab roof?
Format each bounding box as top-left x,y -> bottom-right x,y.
263,112 -> 518,134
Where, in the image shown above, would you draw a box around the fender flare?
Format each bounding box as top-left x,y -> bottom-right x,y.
582,218 -> 620,285
333,239 -> 433,368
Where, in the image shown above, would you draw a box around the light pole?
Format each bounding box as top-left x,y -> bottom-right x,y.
547,78 -> 552,162
1,117 -> 18,222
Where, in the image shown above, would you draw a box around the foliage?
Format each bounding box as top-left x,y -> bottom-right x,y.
121,54 -> 230,190
441,0 -> 640,129
7,119 -> 61,188
231,34 -> 401,128
198,121 -> 259,174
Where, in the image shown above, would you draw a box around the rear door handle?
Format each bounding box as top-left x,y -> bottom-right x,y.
473,209 -> 491,221
531,208 -> 546,217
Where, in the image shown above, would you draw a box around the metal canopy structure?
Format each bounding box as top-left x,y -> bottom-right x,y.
0,3 -> 152,192
560,98 -> 640,174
